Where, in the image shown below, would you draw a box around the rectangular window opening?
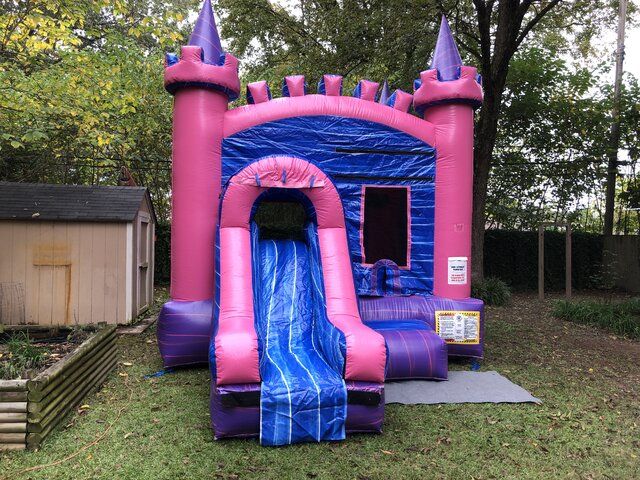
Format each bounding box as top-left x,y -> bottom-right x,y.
362,186 -> 410,268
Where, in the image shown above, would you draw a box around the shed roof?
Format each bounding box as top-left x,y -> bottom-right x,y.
0,182 -> 152,222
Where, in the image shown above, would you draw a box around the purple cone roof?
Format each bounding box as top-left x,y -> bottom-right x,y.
430,15 -> 462,81
189,0 -> 223,64
379,80 -> 391,104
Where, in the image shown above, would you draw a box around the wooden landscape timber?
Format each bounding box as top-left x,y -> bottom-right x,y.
0,379 -> 27,451
0,325 -> 117,451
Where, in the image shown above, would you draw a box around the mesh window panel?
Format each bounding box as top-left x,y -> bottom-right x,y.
363,187 -> 408,267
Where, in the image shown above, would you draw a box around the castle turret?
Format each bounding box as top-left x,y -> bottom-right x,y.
414,16 -> 483,299
164,0 -> 240,302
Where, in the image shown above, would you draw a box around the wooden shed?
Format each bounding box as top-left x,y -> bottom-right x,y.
0,182 -> 155,326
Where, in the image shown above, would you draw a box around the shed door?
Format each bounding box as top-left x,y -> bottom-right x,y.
35,265 -> 70,324
137,213 -> 151,313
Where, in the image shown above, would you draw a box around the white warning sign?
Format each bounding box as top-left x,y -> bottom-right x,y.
447,257 -> 468,285
435,311 -> 480,345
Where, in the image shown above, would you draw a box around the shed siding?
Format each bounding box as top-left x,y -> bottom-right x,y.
0,220 -> 129,325
129,192 -> 155,318
133,210 -> 154,316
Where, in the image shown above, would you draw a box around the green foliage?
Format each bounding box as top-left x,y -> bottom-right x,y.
553,298 -> 640,338
215,0 -> 619,96
217,0 -> 442,93
484,229 -> 604,291
0,0 -> 199,223
488,44 -> 640,233
253,201 -> 307,240
0,0 -> 192,70
471,277 -> 511,306
0,331 -> 49,379
154,223 -> 171,285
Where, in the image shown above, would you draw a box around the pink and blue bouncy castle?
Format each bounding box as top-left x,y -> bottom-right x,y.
158,0 -> 484,446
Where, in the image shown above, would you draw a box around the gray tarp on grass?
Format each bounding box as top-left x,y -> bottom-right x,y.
385,371 -> 541,405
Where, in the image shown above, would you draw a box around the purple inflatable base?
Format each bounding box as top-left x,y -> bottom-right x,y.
210,381 -> 384,440
157,299 -> 213,367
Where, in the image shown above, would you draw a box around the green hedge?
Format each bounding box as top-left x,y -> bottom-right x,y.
154,226 -> 605,291
484,229 -> 604,291
155,223 -> 171,285
553,298 -> 640,338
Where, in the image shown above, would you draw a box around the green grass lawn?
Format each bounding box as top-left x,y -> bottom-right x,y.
1,293 -> 639,480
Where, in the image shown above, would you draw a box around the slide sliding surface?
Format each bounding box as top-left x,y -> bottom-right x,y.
253,226 -> 348,446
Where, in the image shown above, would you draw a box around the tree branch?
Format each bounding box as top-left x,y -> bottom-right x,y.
472,0 -> 493,78
516,0 -> 563,48
457,37 -> 482,61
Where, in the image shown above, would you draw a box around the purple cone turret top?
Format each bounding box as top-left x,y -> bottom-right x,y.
189,0 -> 223,64
379,80 -> 391,104
430,15 -> 462,81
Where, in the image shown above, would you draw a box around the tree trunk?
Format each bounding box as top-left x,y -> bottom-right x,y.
469,0 -> 564,281
603,0 -> 628,235
471,78 -> 506,282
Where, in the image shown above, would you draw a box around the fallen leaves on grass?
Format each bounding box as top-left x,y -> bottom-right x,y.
404,445 -> 432,454
2,365 -> 135,480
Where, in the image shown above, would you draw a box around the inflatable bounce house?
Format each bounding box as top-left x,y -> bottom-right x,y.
158,0 -> 484,446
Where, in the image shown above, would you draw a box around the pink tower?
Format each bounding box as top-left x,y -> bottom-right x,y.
158,0 -> 240,366
414,16 -> 483,299
164,0 -> 240,301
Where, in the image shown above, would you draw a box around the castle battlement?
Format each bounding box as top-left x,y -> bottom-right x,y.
163,2 -> 482,120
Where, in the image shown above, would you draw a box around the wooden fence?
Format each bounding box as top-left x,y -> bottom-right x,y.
604,235 -> 640,293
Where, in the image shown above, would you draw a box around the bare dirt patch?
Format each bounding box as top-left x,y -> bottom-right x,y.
488,292 -> 640,392
0,328 -> 92,380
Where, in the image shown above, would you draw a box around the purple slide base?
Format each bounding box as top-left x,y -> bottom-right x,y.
358,295 -> 485,358
211,381 -> 384,439
157,299 -> 212,367
370,327 -> 448,380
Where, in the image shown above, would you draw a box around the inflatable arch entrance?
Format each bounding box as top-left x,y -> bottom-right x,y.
214,156 -> 386,386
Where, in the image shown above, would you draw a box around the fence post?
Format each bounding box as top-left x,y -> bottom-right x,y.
538,225 -> 545,300
566,224 -> 572,299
